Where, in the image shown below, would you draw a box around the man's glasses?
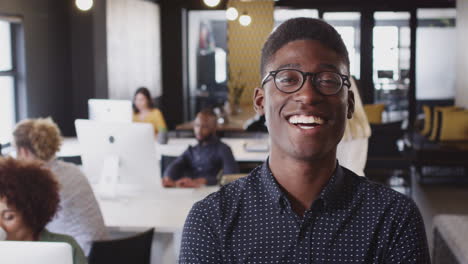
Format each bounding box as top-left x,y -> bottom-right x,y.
261,69 -> 351,95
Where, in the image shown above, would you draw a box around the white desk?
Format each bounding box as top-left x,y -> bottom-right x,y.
94,184 -> 218,264
97,185 -> 218,233
58,137 -> 267,263
59,137 -> 269,163
158,138 -> 269,162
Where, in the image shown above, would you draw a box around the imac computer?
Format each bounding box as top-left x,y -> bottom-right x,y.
88,99 -> 133,123
75,119 -> 158,197
0,241 -> 73,264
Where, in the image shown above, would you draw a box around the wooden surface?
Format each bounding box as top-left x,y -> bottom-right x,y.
175,107 -> 256,132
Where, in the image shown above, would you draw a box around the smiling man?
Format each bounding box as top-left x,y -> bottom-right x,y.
180,18 -> 430,263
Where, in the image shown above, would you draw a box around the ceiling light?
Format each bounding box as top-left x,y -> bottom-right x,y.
203,0 -> 221,8
76,0 -> 93,11
226,7 -> 239,21
239,13 -> 251,26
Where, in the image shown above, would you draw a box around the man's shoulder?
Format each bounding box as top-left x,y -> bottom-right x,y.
343,167 -> 417,211
216,139 -> 233,151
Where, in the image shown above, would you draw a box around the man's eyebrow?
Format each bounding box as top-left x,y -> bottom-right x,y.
275,63 -> 340,71
277,63 -> 301,70
318,63 -> 340,71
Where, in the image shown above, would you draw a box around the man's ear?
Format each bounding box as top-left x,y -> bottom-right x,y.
347,89 -> 355,119
253,87 -> 265,115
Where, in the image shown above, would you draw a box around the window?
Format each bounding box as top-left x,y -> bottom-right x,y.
373,12 -> 411,122
274,8 -> 319,28
323,12 -> 361,79
416,8 -> 456,100
0,20 -> 16,145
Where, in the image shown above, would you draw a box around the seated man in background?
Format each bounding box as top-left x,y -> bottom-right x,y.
162,109 -> 239,188
13,118 -> 106,256
0,157 -> 87,264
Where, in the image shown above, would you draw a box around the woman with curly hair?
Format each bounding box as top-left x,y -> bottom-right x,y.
13,117 -> 106,256
0,157 -> 87,264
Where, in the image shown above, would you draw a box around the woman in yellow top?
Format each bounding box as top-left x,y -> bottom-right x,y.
132,87 -> 167,135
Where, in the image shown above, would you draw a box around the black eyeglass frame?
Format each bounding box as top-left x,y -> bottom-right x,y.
261,69 -> 351,95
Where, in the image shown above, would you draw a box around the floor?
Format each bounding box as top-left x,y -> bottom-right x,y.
411,170 -> 468,252
369,166 -> 468,253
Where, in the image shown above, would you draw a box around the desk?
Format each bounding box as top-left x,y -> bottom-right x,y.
58,137 -> 267,263
96,185 -> 218,264
59,137 -> 269,164
159,138 -> 268,162
97,185 -> 218,232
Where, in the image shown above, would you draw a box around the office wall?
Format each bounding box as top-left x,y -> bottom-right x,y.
106,0 -> 162,100
227,0 -> 274,106
456,0 -> 468,108
0,0 -> 73,134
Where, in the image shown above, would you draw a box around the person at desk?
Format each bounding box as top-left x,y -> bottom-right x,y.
133,87 -> 167,135
0,157 -> 87,264
13,118 -> 106,256
162,109 -> 239,188
180,18 -> 429,263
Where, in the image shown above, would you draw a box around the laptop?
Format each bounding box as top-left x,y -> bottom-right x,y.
0,241 -> 73,264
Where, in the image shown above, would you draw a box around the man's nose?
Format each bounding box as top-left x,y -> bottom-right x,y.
293,77 -> 324,105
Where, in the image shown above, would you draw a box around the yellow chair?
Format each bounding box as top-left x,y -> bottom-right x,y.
429,106 -> 463,141
220,173 -> 248,186
363,104 -> 385,124
421,105 -> 433,136
438,110 -> 468,141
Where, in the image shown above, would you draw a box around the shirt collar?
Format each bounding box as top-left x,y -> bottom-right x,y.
259,160 -> 346,212
259,161 -> 284,209
316,163 -> 346,209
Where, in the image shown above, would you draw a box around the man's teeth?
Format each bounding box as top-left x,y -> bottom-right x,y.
288,115 -> 324,125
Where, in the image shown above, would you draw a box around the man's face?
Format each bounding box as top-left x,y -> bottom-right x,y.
193,114 -> 217,142
254,40 -> 354,162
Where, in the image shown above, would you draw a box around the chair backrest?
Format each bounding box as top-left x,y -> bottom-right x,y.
161,155 -> 178,178
88,228 -> 154,264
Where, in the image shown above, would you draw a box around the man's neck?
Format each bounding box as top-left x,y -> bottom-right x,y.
198,134 -> 217,146
268,150 -> 337,217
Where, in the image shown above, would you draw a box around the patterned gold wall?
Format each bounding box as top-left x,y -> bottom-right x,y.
227,0 -> 274,106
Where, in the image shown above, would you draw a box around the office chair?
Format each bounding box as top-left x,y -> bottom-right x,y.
160,155 -> 178,178
88,228 -> 154,264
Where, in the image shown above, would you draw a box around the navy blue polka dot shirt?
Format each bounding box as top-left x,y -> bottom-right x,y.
180,162 -> 430,263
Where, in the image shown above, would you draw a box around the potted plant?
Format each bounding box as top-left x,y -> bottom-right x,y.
228,70 -> 245,115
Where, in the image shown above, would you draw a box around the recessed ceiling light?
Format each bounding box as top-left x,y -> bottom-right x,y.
226,7 -> 239,21
76,0 -> 93,11
204,0 -> 221,8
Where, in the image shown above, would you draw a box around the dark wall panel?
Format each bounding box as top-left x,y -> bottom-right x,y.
0,0 -> 73,134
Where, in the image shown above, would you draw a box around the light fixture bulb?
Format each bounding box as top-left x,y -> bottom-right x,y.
203,0 -> 221,7
239,14 -> 252,26
76,0 -> 93,11
226,7 -> 239,21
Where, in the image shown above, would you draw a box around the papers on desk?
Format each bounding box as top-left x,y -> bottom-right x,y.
243,141 -> 269,152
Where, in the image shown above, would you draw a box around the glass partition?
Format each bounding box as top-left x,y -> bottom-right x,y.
323,12 -> 361,79
373,12 -> 411,122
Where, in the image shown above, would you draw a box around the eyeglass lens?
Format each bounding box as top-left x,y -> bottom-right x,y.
274,70 -> 343,95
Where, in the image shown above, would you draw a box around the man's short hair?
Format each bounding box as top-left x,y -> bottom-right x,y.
260,17 -> 350,76
197,108 -> 218,122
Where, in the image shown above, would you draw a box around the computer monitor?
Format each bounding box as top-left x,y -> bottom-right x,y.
75,119 -> 159,197
0,241 -> 73,264
88,99 -> 133,123
377,70 -> 394,79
